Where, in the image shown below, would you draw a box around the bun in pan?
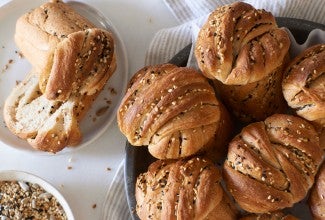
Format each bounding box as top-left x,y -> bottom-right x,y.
195,2 -> 290,122
223,114 -> 323,213
136,157 -> 238,220
117,64 -> 232,160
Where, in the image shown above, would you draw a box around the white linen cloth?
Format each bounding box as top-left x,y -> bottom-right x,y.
102,0 -> 325,219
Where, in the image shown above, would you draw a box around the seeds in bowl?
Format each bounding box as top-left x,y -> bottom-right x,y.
0,180 -> 67,220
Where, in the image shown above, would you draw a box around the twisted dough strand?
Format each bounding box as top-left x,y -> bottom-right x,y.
195,2 -> 289,85
223,114 -> 323,213
136,157 -> 237,220
282,44 -> 325,127
118,64 -> 228,159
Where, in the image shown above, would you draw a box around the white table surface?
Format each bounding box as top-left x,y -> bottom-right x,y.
0,0 -> 178,219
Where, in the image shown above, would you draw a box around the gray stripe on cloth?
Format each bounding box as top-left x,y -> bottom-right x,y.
102,160 -> 131,220
245,0 -> 325,24
145,23 -> 193,65
164,0 -> 236,23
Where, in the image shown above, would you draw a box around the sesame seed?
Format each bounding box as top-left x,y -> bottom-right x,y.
0,181 -> 67,218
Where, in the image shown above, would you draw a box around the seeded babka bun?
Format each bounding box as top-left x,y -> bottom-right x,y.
223,114 -> 324,213
15,0 -> 116,102
136,157 -> 238,220
195,2 -> 290,122
282,44 -> 325,130
15,0 -> 95,73
117,63 -> 232,160
4,0 -> 116,153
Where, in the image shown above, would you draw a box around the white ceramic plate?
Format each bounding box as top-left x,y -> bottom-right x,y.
0,0 -> 128,155
0,170 -> 74,219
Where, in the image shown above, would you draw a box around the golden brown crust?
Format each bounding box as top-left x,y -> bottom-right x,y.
195,2 -> 289,123
136,157 -> 238,220
15,1 -> 116,102
41,28 -> 115,101
282,44 -> 325,128
14,0 -> 94,72
117,64 -> 231,159
194,2 -> 289,85
223,114 -> 324,213
309,162 -> 325,220
240,211 -> 298,220
213,58 -> 288,122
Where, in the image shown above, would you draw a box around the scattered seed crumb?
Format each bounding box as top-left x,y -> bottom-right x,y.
1,59 -> 15,73
1,64 -> 9,73
109,87 -> 117,95
92,117 -> 97,122
92,204 -> 97,209
103,97 -> 112,105
67,166 -> 72,170
68,157 -> 73,163
96,106 -> 109,117
106,167 -> 111,171
15,50 -> 24,58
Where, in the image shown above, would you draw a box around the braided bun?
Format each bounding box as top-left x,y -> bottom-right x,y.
117,64 -> 232,159
223,114 -> 323,213
195,2 -> 290,122
136,157 -> 238,220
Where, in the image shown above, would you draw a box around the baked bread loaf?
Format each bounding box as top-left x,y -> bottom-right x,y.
282,44 -> 325,129
39,28 -> 116,101
223,114 -> 324,213
240,212 -> 298,220
3,71 -> 100,153
195,2 -> 290,122
117,64 -> 232,160
309,162 -> 325,219
136,157 -> 238,220
15,0 -> 94,73
4,0 -> 116,153
15,0 -> 116,102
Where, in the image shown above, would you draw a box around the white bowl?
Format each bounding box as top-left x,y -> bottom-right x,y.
0,170 -> 74,220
